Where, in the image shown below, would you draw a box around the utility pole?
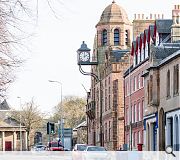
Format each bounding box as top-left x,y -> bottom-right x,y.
49,80 -> 64,146
17,96 -> 22,151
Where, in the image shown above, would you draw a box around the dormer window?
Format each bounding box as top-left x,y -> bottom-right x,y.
114,29 -> 119,45
145,43 -> 148,59
156,33 -> 159,46
102,29 -> 107,46
141,47 -> 144,61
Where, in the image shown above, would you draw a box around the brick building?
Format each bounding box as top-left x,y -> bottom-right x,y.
124,60 -> 149,150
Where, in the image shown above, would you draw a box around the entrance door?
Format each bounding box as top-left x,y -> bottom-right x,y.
153,122 -> 157,151
5,141 -> 12,151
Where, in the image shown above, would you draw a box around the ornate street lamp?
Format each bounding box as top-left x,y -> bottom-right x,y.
77,41 -> 103,146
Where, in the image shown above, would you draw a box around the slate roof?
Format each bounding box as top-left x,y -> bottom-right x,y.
0,99 -> 10,110
140,33 -> 144,41
156,19 -> 173,33
0,100 -> 26,128
132,40 -> 136,50
149,25 -> 155,38
144,29 -> 149,39
73,121 -> 87,130
111,49 -> 129,62
157,49 -> 180,67
0,120 -> 12,127
153,43 -> 180,60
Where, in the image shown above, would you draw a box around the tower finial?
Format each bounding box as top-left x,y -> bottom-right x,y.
112,0 -> 115,3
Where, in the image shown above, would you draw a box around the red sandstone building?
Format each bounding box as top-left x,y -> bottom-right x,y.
86,1 -> 132,150
124,58 -> 149,150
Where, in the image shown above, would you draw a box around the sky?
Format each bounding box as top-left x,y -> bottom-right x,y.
6,0 -> 179,114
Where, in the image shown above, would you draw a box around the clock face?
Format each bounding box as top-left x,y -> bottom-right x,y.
79,52 -> 90,62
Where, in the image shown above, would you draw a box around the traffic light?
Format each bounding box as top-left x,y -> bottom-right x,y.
51,122 -> 55,134
47,122 -> 55,134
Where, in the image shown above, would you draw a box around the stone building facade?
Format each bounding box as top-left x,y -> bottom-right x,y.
0,100 -> 27,151
143,45 -> 180,151
158,50 -> 180,151
87,1 -> 132,150
143,5 -> 180,151
85,1 -> 180,151
133,13 -> 158,39
73,121 -> 87,145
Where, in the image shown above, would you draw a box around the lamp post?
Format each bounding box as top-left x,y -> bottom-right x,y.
17,96 -> 22,151
77,41 -> 103,146
48,80 -> 64,146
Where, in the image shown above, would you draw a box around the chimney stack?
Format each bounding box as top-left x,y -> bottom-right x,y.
150,13 -> 152,19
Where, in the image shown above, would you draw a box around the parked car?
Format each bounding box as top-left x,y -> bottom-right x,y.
64,148 -> 70,151
31,144 -> 46,151
72,144 -> 87,160
73,144 -> 87,151
82,146 -> 110,160
84,146 -> 106,151
48,141 -> 64,151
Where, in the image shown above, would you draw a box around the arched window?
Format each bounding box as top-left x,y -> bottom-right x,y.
102,29 -> 107,46
150,75 -> 153,102
173,64 -> 179,95
147,123 -> 150,150
114,29 -> 119,45
125,30 -> 129,45
109,121 -> 111,141
159,108 -> 165,150
175,116 -> 179,151
147,80 -> 150,104
167,70 -> 170,98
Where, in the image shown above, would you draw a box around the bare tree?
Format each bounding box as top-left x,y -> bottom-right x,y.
0,0 -> 32,98
11,98 -> 44,150
0,0 -> 63,98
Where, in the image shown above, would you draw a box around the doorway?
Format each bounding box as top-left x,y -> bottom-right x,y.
5,141 -> 12,151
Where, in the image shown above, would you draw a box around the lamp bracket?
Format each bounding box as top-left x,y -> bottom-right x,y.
79,65 -> 99,81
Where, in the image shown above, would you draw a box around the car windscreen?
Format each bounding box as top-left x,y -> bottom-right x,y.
87,147 -> 106,151
77,145 -> 87,151
51,143 -> 58,147
36,145 -> 45,148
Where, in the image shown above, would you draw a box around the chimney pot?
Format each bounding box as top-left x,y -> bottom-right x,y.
142,14 -> 144,19
154,14 -> 157,19
138,14 -> 140,19
150,13 -> 152,19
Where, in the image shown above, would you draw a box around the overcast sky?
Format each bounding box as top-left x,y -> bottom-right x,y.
7,0 -> 179,114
